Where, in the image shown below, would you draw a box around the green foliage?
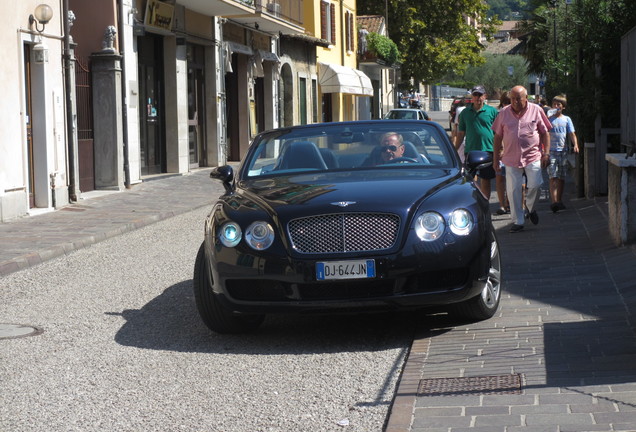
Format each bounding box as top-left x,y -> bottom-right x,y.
520,0 -> 636,142
366,32 -> 401,65
448,54 -> 529,97
358,0 -> 500,83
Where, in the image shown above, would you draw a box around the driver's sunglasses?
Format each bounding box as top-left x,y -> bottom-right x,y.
382,144 -> 400,152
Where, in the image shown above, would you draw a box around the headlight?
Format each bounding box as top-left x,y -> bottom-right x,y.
449,209 -> 474,236
219,222 -> 242,247
415,212 -> 445,241
245,221 -> 274,250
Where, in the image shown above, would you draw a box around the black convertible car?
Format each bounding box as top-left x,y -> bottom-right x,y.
194,120 -> 501,333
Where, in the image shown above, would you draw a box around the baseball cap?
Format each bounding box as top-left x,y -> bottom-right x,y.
471,85 -> 486,95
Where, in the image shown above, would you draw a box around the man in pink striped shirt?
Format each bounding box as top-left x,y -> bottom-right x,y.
492,86 -> 552,233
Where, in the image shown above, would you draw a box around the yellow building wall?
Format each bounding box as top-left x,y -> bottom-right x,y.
306,0 -> 360,122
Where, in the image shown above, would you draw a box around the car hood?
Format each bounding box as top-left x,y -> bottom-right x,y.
232,169 -> 462,219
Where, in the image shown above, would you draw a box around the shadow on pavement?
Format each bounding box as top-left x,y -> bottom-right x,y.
489,195 -> 636,390
108,280 -> 456,355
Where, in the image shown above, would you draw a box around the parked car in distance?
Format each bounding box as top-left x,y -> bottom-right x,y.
384,108 -> 430,121
193,120 -> 501,334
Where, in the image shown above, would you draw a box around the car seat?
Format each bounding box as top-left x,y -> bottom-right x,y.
319,148 -> 338,169
403,141 -> 430,164
275,141 -> 328,170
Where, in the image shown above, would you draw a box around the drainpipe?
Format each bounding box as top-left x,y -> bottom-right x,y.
118,0 -> 131,188
63,0 -> 77,201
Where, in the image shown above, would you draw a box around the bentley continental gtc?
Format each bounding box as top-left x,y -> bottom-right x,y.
193,120 -> 501,333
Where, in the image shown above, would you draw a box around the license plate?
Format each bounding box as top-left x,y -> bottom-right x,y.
316,259 -> 376,280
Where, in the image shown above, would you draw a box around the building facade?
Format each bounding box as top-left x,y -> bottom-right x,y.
312,0 -> 373,122
357,15 -> 397,120
1,0 -> 382,222
0,1 -> 68,221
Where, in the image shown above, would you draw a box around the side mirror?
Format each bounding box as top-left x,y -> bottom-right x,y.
210,165 -> 234,192
465,151 -> 492,178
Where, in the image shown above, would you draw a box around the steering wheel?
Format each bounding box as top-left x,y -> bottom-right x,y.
383,156 -> 418,164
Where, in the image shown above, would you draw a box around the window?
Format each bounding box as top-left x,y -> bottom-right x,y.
311,79 -> 318,123
345,11 -> 354,52
321,1 -> 336,45
299,77 -> 307,125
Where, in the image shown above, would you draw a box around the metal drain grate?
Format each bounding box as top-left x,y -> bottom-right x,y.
418,374 -> 523,397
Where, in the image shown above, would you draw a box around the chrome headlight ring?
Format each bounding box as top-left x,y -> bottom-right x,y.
415,209 -> 474,241
449,209 -> 474,236
415,212 -> 445,241
245,221 -> 275,250
219,222 -> 242,247
218,220 -> 275,250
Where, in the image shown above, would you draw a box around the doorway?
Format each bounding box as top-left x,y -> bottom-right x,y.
280,63 -> 293,127
23,44 -> 35,208
322,93 -> 333,123
254,77 -> 265,134
225,54 -> 239,161
137,34 -> 166,175
75,55 -> 95,191
187,44 -> 206,168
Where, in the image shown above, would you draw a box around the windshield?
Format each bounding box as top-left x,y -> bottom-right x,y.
243,122 -> 456,179
384,110 -> 419,120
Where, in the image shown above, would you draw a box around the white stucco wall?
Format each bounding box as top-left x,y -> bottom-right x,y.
0,2 -> 67,221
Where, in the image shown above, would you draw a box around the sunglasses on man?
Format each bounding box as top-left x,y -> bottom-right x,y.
382,144 -> 401,152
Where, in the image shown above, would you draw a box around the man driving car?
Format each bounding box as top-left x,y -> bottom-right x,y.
379,132 -> 405,163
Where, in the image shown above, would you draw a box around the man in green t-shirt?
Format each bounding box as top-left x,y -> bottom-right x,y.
455,85 -> 499,199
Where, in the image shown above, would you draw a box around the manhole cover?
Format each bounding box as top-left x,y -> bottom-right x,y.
418,374 -> 523,397
0,323 -> 44,340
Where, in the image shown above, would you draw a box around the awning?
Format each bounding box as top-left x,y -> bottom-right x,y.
259,50 -> 280,63
318,62 -> 373,96
226,41 -> 253,56
250,50 -> 281,78
225,42 -> 254,74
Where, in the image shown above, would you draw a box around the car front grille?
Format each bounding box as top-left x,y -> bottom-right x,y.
287,212 -> 400,254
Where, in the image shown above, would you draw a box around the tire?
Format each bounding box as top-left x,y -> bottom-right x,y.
193,242 -> 265,334
451,228 -> 502,321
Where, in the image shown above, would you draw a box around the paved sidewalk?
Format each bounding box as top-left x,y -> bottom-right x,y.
0,169 -> 224,277
386,188 -> 636,431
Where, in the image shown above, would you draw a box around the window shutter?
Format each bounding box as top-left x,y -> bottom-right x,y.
330,4 -> 336,44
346,13 -> 350,51
349,13 -> 354,51
321,2 -> 327,40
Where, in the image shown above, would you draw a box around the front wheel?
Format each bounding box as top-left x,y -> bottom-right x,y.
193,242 -> 265,334
451,229 -> 502,321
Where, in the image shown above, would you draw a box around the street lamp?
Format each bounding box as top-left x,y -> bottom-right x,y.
29,4 -> 53,33
29,4 -> 53,64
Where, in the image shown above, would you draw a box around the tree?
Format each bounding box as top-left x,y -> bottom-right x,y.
520,0 -> 636,143
357,0 -> 499,83
462,54 -> 529,96
442,54 -> 529,98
